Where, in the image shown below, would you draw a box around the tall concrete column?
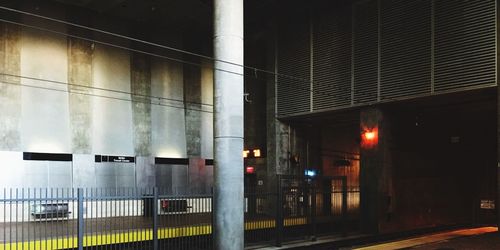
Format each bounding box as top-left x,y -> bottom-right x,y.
0,23 -> 21,151
213,0 -> 244,249
359,108 -> 394,233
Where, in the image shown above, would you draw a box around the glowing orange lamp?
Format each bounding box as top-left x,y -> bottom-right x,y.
361,127 -> 378,148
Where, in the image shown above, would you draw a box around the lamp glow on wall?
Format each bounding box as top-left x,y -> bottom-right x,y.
361,127 -> 378,149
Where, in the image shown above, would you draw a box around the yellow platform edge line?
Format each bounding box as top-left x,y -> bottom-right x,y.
0,218 -> 308,250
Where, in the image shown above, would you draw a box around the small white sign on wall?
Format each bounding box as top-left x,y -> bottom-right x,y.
480,200 -> 495,209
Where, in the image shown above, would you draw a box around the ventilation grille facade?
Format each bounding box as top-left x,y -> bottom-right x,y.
434,0 -> 497,92
277,17 -> 311,116
313,7 -> 352,110
380,0 -> 432,100
352,0 -> 378,104
276,0 -> 497,118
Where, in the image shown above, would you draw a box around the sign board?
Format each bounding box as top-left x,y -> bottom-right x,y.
110,156 -> 134,163
480,200 -> 495,209
95,155 -> 135,163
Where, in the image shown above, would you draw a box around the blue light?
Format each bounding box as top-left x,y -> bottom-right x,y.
305,169 -> 316,177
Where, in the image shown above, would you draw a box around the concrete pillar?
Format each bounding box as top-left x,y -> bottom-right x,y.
68,38 -> 93,154
0,23 -> 21,151
266,32 -> 291,176
359,108 -> 393,233
131,53 -> 152,156
213,0 -> 244,249
265,32 -> 290,215
183,57 -> 202,157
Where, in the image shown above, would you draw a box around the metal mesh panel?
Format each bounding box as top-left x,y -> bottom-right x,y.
277,16 -> 311,116
276,0 -> 497,117
434,0 -> 496,92
312,7 -> 352,110
353,0 -> 379,104
380,0 -> 432,99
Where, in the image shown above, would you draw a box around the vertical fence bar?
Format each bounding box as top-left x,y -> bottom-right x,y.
153,187 -> 158,250
46,188 -> 50,249
21,188 -> 24,249
311,183 -> 317,241
15,188 -> 18,250
275,176 -> 283,247
3,188 -> 5,250
341,177 -> 348,236
77,188 -> 84,250
9,189 -> 12,250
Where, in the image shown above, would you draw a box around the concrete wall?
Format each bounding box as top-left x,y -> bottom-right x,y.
388,103 -> 497,230
0,21 -> 214,190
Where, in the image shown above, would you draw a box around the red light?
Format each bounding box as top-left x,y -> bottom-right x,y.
361,127 -> 378,148
245,166 -> 255,174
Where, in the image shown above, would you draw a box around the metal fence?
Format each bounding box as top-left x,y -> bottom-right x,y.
0,179 -> 359,249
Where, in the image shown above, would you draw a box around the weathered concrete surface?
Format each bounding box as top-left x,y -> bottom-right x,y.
68,38 -> 93,154
91,44 -> 134,155
266,37 -> 290,177
20,28 -> 71,153
359,108 -> 394,234
213,0 -> 245,248
183,59 -> 202,157
150,59 -> 187,158
131,53 -> 152,156
188,157 -> 209,193
72,154 -> 96,187
136,156 -> 155,188
155,164 -> 188,193
0,23 -> 21,151
264,35 -> 290,215
200,60 -> 214,159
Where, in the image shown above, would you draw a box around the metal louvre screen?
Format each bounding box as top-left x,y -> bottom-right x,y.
312,6 -> 352,110
352,0 -> 379,104
380,0 -> 432,100
275,0 -> 497,118
277,16 -> 311,116
434,0 -> 497,92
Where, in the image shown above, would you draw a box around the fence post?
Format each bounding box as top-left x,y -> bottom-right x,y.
276,175 -> 283,247
77,188 -> 84,250
341,176 -> 348,236
311,182 -> 317,241
153,187 -> 158,250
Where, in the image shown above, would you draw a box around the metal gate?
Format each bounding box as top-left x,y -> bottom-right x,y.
275,175 -> 353,245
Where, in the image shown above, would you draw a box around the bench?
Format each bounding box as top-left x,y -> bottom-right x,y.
31,203 -> 70,219
160,199 -> 191,213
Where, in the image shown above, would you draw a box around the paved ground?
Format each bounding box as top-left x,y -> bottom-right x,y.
411,231 -> 500,250
353,227 -> 498,250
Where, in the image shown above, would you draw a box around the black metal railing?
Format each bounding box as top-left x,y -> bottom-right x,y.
0,179 -> 359,249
